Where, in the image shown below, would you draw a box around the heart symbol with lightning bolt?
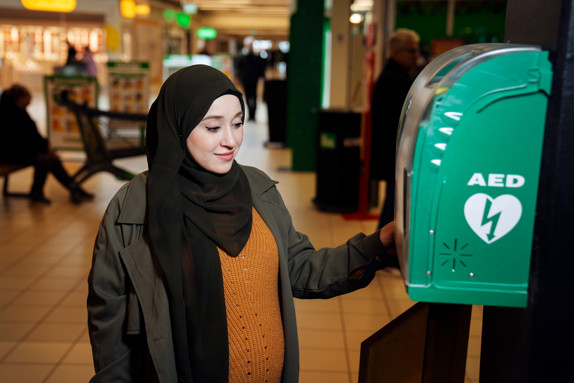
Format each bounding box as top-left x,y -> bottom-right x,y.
464,193 -> 522,244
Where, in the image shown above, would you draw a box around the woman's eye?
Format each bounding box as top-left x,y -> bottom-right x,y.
233,122 -> 243,128
206,126 -> 220,132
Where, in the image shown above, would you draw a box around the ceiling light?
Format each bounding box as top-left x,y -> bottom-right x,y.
349,13 -> 364,24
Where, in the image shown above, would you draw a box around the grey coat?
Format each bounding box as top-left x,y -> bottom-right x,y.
88,165 -> 388,382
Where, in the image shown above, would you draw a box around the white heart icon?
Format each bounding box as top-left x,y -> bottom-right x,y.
464,193 -> 522,244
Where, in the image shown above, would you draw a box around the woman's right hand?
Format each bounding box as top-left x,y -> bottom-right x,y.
379,221 -> 397,256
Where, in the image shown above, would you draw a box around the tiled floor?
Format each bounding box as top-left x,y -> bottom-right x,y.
0,93 -> 481,382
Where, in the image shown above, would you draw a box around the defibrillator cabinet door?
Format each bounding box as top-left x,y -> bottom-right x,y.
395,43 -> 553,308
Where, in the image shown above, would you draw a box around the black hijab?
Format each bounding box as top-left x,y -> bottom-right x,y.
146,65 -> 252,382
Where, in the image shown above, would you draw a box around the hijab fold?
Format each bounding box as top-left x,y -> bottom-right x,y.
146,65 -> 250,382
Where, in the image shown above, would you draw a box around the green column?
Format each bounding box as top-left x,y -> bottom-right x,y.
286,0 -> 325,171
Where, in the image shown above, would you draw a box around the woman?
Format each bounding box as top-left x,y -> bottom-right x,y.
0,84 -> 93,204
81,46 -> 98,77
87,65 -> 396,382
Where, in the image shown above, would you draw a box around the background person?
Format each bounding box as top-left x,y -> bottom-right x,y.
237,43 -> 266,121
66,40 -> 77,65
81,46 -> 98,77
0,84 -> 94,204
370,28 -> 421,229
87,65 -> 397,382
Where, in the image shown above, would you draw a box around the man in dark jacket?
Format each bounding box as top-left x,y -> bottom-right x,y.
371,29 -> 420,228
237,43 -> 266,121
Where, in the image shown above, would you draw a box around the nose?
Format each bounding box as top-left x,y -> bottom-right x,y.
220,126 -> 237,148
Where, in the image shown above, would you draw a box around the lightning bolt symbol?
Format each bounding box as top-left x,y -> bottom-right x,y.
481,199 -> 501,242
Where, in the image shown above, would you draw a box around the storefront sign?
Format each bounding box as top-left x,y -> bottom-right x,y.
21,0 -> 76,13
107,61 -> 150,114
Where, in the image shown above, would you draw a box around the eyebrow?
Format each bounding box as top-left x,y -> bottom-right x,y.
201,111 -> 243,122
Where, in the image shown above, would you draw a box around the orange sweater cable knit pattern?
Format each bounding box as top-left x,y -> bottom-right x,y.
218,207 -> 285,383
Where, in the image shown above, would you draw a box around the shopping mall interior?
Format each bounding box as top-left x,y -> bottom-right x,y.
1,0 -> 573,382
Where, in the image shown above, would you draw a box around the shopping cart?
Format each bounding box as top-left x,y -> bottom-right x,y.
57,91 -> 148,185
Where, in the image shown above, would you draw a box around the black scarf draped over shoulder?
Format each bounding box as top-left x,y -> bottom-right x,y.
145,64 -> 251,382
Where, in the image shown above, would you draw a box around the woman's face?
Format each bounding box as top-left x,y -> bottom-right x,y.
186,94 -> 244,174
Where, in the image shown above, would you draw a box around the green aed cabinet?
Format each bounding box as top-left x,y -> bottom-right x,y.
395,44 -> 553,308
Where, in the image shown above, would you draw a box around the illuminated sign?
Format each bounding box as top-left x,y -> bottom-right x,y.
120,0 -> 150,18
183,3 -> 198,14
136,4 -> 150,15
197,27 -> 217,40
120,0 -> 136,18
176,13 -> 191,28
21,0 -> 76,12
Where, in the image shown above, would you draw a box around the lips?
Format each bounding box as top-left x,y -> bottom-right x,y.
216,151 -> 235,161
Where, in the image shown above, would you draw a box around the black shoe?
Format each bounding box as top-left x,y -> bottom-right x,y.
70,187 -> 94,204
77,188 -> 94,200
30,194 -> 52,205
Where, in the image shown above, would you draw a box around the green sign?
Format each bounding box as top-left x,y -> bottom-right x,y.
163,9 -> 176,22
177,13 -> 191,28
197,27 -> 217,40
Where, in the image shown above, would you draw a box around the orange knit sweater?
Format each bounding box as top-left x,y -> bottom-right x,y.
218,208 -> 285,382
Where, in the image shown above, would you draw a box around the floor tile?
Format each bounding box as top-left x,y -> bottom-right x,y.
29,277 -> 81,292
348,349 -> 361,373
3,341 -> 71,364
297,329 -> 346,350
342,312 -> 392,333
299,348 -> 348,373
467,335 -> 482,358
299,370 -> 350,383
294,297 -> 341,314
26,323 -> 86,342
0,277 -> 35,291
59,291 -> 89,307
12,291 -> 66,306
0,341 -> 16,360
295,312 -> 343,331
340,296 -> 388,316
0,291 -> 19,308
345,330 -> 375,352
0,305 -> 52,322
0,364 -> 52,383
61,342 -> 92,364
44,364 -> 94,383
0,322 -> 36,341
465,355 -> 481,382
340,285 -> 384,301
43,307 -> 87,324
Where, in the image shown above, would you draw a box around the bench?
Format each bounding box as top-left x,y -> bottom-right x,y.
0,163 -> 32,198
57,91 -> 147,185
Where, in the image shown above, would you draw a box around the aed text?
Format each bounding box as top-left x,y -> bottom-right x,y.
467,173 -> 525,188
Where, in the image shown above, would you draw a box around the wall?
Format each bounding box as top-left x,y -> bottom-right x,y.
395,0 -> 507,58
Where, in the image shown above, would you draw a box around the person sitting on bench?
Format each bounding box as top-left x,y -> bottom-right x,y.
0,84 -> 94,204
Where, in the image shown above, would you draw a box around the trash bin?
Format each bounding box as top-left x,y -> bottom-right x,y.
313,109 -> 361,213
263,79 -> 287,146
